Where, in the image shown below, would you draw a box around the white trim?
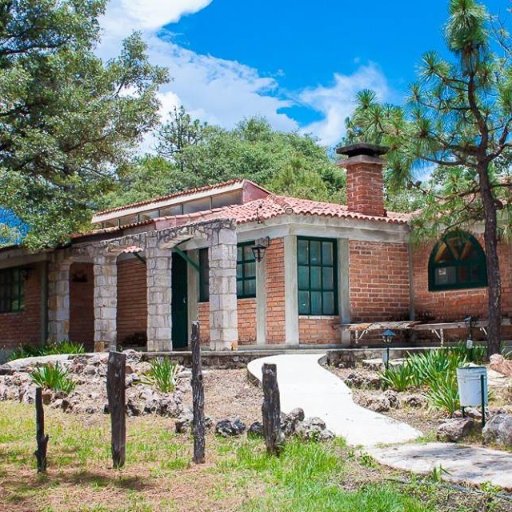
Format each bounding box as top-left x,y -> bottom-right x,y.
284,235 -> 299,345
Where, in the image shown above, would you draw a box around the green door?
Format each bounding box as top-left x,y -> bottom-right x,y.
172,252 -> 188,349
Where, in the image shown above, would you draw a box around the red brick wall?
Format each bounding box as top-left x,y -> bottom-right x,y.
69,263 -> 94,350
117,258 -> 147,344
1,264 -> 42,350
412,238 -> 512,322
349,240 -> 410,322
198,302 -> 210,345
299,317 -> 339,344
265,238 -> 286,344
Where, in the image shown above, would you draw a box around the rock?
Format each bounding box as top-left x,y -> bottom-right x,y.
490,354 -> 512,378
483,414 -> 512,447
215,418 -> 246,437
364,395 -> 390,413
437,418 -> 476,442
281,408 -> 305,436
41,389 -> 53,405
344,371 -> 381,390
383,390 -> 399,409
126,398 -> 142,417
400,394 -> 427,409
295,417 -> 330,441
83,365 -> 97,376
159,396 -> 183,418
247,421 -> 264,437
175,410 -> 194,434
0,365 -> 14,376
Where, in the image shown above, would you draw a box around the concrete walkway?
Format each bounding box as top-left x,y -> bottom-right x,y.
247,353 -> 421,447
371,443 -> 512,490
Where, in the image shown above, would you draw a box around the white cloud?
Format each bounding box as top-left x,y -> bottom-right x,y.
97,1 -> 391,151
299,64 -> 390,147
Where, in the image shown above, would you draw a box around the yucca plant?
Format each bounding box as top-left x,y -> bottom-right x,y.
380,363 -> 414,392
45,340 -> 85,355
141,358 -> 179,393
31,362 -> 75,394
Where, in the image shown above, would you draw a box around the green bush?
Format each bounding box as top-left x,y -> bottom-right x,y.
380,364 -> 414,392
8,340 -> 85,361
141,358 -> 179,393
31,362 -> 75,394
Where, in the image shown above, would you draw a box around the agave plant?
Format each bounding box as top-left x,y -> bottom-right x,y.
380,363 -> 414,392
31,362 -> 75,394
426,372 -> 460,416
141,357 -> 180,393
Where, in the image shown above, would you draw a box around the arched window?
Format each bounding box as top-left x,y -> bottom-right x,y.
428,232 -> 487,291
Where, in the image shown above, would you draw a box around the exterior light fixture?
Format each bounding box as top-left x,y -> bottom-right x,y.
251,237 -> 270,262
382,329 -> 396,370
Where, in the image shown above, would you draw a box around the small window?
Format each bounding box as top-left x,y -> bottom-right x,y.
0,267 -> 25,313
428,232 -> 487,291
199,248 -> 209,302
297,238 -> 338,316
237,242 -> 256,299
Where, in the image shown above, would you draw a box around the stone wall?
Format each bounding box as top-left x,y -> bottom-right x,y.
69,263 -> 94,350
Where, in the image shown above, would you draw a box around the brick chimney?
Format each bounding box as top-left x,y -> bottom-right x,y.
336,143 -> 388,217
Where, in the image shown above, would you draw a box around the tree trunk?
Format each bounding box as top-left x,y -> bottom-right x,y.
34,387 -> 49,473
478,163 -> 502,358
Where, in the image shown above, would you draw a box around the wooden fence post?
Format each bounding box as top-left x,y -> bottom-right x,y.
107,351 -> 126,469
191,321 -> 205,464
34,387 -> 49,472
262,363 -> 283,456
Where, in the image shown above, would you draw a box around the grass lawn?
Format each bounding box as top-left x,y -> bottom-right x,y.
0,401 -> 510,512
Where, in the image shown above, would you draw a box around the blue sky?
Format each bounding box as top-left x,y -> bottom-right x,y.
99,0 -> 508,148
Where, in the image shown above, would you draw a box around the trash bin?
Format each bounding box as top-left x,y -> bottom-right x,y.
456,366 -> 488,407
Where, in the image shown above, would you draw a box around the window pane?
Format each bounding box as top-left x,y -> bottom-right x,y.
237,263 -> 243,279
310,267 -> 321,289
297,240 -> 309,265
299,291 -> 310,315
310,241 -> 321,265
244,261 -> 256,279
244,245 -> 254,261
237,280 -> 243,296
323,292 -> 335,315
298,266 -> 309,289
435,266 -> 456,285
322,267 -> 334,290
311,292 -> 322,315
237,246 -> 243,261
322,242 -> 333,265
245,278 -> 256,297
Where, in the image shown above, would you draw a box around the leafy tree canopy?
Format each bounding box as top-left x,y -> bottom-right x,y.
0,0 -> 168,249
101,116 -> 346,209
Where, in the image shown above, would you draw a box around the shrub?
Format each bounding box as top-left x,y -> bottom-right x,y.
380,364 -> 414,392
31,362 -> 75,394
8,340 -> 85,361
426,372 -> 460,416
141,358 -> 179,393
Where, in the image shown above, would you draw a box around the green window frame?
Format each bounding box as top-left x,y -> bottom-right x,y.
237,242 -> 256,299
297,237 -> 338,316
198,248 -> 209,302
0,267 -> 25,313
428,232 -> 487,292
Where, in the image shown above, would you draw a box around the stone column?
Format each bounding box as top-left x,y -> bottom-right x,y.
48,258 -> 71,342
209,227 -> 238,350
93,253 -> 117,351
146,247 -> 173,352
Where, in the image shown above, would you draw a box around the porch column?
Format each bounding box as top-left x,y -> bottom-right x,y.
146,247 -> 173,352
338,238 -> 351,347
284,235 -> 299,345
209,227 -> 238,350
93,254 -> 117,351
256,241 -> 267,346
48,258 -> 71,342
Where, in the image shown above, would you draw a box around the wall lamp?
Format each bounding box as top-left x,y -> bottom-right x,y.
251,237 -> 270,262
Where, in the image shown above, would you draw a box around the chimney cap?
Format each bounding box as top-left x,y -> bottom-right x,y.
336,143 -> 388,158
